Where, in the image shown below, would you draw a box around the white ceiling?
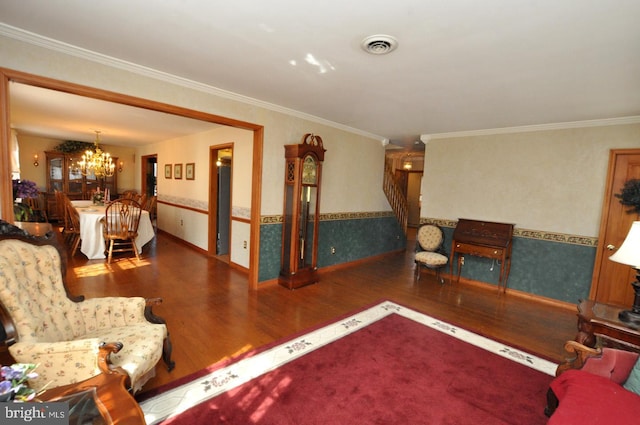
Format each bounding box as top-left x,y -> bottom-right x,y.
1,0 -> 640,150
9,83 -> 221,146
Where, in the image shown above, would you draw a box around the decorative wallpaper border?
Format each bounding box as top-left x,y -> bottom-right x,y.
421,217 -> 598,247
158,194 -> 208,211
261,211 -> 395,224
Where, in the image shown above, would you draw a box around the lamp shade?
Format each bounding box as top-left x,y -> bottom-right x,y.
609,221 -> 640,268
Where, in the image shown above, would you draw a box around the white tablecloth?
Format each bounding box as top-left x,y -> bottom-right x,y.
72,202 -> 155,260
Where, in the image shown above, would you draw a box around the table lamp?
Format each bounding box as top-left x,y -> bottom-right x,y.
609,221 -> 640,325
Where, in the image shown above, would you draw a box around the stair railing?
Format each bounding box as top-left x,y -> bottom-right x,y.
383,158 -> 408,236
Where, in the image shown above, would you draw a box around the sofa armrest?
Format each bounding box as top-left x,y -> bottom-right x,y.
556,340 -> 601,376
556,340 -> 640,384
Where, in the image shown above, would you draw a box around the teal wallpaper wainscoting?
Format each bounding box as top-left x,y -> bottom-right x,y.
436,223 -> 596,304
259,212 -> 406,283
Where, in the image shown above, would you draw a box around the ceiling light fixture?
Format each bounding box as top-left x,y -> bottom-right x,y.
361,35 -> 398,55
77,130 -> 115,178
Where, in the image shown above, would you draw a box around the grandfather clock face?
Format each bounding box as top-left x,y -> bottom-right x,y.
301,155 -> 318,185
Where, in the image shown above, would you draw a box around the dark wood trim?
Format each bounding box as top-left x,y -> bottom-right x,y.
250,127 -> 264,290
232,216 -> 251,224
0,70 -> 12,223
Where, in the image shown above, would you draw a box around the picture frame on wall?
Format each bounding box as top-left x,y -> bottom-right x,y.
164,164 -> 172,179
174,163 -> 183,179
186,163 -> 195,180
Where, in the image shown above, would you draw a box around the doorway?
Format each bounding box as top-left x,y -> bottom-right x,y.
209,145 -> 233,261
141,154 -> 157,197
1,68 -> 264,289
590,149 -> 640,306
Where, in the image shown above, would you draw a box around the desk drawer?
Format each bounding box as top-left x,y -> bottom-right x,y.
454,242 -> 503,259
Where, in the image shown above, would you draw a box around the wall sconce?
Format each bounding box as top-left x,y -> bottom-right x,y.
33,154 -> 39,167
403,161 -> 412,170
118,161 -> 124,172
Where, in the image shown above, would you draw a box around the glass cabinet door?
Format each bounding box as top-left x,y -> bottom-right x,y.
48,155 -> 64,192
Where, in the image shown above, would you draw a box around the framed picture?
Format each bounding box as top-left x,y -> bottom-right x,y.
164,164 -> 172,179
186,163 -> 195,180
174,163 -> 183,179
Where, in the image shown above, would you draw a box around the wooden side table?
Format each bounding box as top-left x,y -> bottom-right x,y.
40,372 -> 146,424
575,299 -> 640,353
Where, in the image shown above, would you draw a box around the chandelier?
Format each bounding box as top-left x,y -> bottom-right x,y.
77,131 -> 115,177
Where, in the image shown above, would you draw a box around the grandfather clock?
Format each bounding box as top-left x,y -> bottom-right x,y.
279,133 -> 326,289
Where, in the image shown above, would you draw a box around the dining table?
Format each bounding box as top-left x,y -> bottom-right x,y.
71,200 -> 155,260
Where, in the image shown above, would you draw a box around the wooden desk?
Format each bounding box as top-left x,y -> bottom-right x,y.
575,299 -> 640,353
40,372 -> 146,424
449,219 -> 514,291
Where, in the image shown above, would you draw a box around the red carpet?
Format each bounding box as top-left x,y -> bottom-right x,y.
140,301 -> 555,424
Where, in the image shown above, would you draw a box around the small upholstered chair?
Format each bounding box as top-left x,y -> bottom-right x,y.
414,224 -> 449,283
0,221 -> 174,393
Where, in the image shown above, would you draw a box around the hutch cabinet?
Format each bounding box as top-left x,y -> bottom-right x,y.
279,134 -> 326,289
45,151 -> 117,220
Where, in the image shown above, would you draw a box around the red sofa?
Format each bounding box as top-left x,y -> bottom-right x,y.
546,341 -> 640,424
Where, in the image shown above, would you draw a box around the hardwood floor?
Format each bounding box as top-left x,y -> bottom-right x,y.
63,228 -> 579,395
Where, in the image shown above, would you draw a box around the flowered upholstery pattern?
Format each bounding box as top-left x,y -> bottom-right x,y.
415,225 -> 448,264
414,224 -> 448,281
0,239 -> 166,392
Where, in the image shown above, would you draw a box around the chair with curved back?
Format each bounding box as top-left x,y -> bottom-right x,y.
64,198 -> 82,257
143,195 -> 157,230
102,199 -> 142,264
0,220 -> 175,393
24,193 -> 48,222
54,190 -> 71,241
414,224 -> 449,283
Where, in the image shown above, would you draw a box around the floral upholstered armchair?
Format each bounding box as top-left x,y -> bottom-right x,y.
0,221 -> 174,393
414,224 -> 448,283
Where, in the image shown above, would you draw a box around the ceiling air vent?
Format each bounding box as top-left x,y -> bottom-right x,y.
361,35 -> 398,55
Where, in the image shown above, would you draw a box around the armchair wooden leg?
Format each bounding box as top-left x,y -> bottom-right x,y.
144,301 -> 175,372
162,334 -> 176,372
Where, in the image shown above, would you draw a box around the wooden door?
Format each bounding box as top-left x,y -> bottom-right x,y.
590,149 -> 640,306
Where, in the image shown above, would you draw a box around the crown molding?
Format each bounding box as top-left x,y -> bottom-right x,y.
0,24 -> 386,143
422,116 -> 640,140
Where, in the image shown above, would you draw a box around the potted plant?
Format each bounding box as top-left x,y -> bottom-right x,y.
12,179 -> 39,222
615,179 -> 640,214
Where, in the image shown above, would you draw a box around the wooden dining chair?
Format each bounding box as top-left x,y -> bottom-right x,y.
56,191 -> 77,246
102,199 -> 143,263
143,195 -> 157,230
24,192 -> 48,222
65,199 -> 82,256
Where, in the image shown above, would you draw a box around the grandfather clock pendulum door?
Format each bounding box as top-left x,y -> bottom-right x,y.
279,133 -> 326,289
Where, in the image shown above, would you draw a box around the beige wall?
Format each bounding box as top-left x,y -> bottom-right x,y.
15,133 -> 136,192
1,34 -> 390,225
137,125 -> 254,265
422,123 -> 640,236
